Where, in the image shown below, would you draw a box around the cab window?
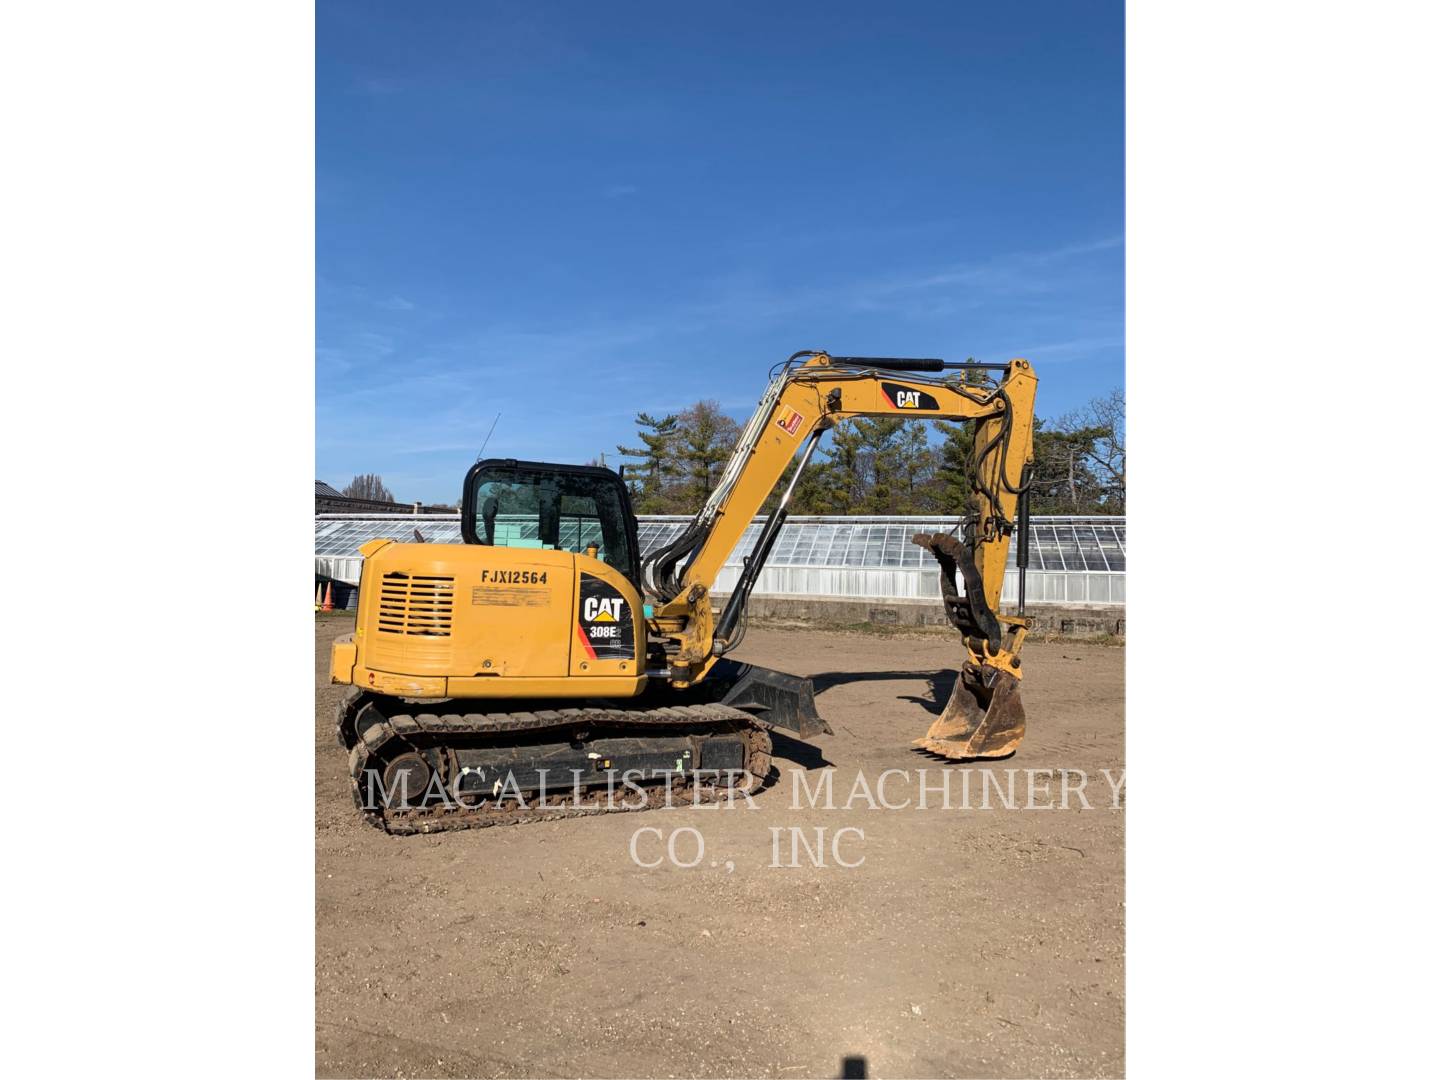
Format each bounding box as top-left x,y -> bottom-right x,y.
465,464 -> 636,580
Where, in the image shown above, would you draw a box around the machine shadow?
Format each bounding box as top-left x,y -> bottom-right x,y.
769,729 -> 834,770
809,669 -> 959,717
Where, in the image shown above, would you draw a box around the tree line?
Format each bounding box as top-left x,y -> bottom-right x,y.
616,387 -> 1125,516
340,474 -> 394,502
336,387 -> 1125,518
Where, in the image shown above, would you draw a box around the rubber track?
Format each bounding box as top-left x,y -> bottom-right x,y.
334,688 -> 774,835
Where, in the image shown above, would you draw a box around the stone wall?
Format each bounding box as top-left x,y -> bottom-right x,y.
712,593 -> 1124,638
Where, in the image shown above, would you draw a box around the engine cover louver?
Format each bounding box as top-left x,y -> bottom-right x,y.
377,573 -> 454,637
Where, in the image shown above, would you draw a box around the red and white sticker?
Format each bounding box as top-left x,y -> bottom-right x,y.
775,405 -> 805,436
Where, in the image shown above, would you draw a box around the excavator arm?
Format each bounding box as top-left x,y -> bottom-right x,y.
643,350 -> 1038,760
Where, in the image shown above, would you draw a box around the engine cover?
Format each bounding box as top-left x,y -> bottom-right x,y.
341,539 -> 647,699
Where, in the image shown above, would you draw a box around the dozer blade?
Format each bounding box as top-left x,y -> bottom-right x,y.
708,658 -> 832,739
914,663 -> 1026,760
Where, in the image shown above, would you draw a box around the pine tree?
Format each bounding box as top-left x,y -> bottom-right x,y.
933,420 -> 976,515
793,418 -> 940,514
617,412 -> 679,513
895,423 -> 939,512
858,417 -> 942,513
794,420 -> 866,514
674,400 -> 740,510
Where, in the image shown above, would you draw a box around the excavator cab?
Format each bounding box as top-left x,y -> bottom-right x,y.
460,459 -> 641,587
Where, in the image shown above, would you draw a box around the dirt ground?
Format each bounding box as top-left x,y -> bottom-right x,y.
316,614 -> 1125,1079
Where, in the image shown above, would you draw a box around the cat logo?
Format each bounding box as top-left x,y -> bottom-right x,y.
881,381 -> 939,411
583,596 -> 625,622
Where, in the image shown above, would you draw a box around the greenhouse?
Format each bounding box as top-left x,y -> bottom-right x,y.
316,513 -> 1124,607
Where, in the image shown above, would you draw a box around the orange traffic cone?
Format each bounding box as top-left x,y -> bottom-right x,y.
314,583 -> 323,612
322,582 -> 334,612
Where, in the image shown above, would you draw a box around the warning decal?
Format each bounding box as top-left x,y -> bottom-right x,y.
775,405 -> 805,436
577,574 -> 634,661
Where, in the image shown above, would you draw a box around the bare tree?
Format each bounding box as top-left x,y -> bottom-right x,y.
1055,388 -> 1125,511
341,474 -> 395,503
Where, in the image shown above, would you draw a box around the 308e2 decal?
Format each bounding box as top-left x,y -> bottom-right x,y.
576,574 -> 634,661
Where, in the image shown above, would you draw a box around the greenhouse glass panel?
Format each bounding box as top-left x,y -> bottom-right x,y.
318,514 -> 1124,605
1074,525 -> 1107,571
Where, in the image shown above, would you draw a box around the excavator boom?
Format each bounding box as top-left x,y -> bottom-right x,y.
641,351 -> 1038,759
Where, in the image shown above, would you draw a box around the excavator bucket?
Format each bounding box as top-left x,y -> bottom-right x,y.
915,663 -> 1026,759
911,531 -> 1027,760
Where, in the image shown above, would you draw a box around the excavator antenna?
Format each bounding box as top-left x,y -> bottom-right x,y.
474,411 -> 502,462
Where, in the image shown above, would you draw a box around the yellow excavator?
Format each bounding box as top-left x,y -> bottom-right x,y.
331,350 -> 1037,833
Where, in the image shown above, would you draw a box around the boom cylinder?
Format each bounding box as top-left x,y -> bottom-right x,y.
827,356 -> 1013,373
828,356 -> 945,372
1017,466 -> 1032,615
712,427 -> 825,653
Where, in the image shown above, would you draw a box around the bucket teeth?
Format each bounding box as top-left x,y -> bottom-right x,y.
913,665 -> 1025,760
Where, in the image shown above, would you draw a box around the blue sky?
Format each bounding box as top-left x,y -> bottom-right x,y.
318,1 -> 1123,504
